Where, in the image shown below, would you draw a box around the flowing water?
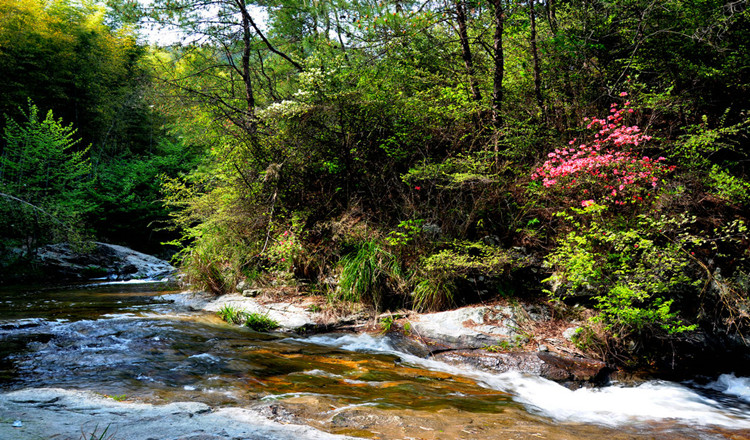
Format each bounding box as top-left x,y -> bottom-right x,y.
1,281 -> 750,439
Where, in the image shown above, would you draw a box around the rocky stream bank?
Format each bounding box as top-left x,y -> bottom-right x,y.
175,290 -> 612,388
3,244 -> 750,439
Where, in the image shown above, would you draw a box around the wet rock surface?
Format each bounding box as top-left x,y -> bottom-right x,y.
171,292 -> 612,386
0,388 -> 356,440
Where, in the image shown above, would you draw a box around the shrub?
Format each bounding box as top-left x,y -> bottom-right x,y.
532,100 -> 674,208
708,165 -> 750,206
413,241 -> 513,312
412,277 -> 457,312
542,204 -> 750,336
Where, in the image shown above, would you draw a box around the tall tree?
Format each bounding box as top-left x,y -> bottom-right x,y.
111,0 -> 306,136
490,0 -> 504,129
0,0 -> 146,151
0,103 -> 91,253
528,0 -> 544,117
453,0 -> 482,102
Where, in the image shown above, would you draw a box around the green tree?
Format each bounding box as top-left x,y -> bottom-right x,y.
0,102 -> 92,254
0,0 -> 147,150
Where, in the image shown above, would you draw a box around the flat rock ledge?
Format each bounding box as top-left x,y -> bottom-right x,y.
0,388 -> 357,440
161,291 -> 350,333
408,305 -> 523,349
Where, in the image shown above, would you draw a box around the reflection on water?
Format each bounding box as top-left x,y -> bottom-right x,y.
1,282 -> 750,439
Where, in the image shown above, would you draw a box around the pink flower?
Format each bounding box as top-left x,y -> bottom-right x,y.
619,92 -> 628,97
415,186 -> 421,190
581,200 -> 595,207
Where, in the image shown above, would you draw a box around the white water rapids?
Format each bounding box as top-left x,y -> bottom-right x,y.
300,333 -> 750,430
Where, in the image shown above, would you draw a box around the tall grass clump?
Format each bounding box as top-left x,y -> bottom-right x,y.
412,241 -> 514,311
412,277 -> 457,312
336,240 -> 407,311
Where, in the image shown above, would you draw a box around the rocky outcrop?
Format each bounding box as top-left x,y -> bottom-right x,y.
163,291 -> 365,333
202,293 -> 321,332
32,242 -> 174,281
0,388 -> 356,440
404,303 -> 611,386
432,350 -> 609,387
408,305 -> 524,349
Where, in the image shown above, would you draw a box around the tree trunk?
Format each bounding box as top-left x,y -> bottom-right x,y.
239,0 -> 257,134
529,0 -> 545,118
489,0 -> 505,169
455,0 -> 481,102
491,0 -> 504,129
545,0 -> 558,35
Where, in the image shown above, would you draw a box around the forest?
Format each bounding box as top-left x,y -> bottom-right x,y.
0,0 -> 748,368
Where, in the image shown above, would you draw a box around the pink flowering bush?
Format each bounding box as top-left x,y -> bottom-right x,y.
265,228 -> 303,271
532,100 -> 675,207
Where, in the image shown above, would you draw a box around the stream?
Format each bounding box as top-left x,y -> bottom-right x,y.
1,281 -> 750,439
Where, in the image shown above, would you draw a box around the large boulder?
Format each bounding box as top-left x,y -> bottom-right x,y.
33,242 -> 174,281
408,305 -> 523,350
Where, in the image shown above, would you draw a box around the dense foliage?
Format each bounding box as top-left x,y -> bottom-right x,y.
2,0 -> 749,368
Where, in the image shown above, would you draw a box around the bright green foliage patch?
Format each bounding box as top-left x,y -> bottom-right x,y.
244,313 -> 279,332
217,304 -> 246,325
413,241 -> 514,311
217,304 -> 279,332
545,203 -> 747,336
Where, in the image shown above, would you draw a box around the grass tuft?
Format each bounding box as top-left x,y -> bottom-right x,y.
217,304 -> 245,324
244,312 -> 279,332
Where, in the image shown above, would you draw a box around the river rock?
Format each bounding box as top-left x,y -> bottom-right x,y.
0,388 -> 356,440
33,242 -> 174,281
562,326 -> 580,341
242,288 -> 262,297
433,350 -> 609,386
409,305 -> 521,350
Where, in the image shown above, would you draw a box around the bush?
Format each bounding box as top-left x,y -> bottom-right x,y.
532,100 -> 674,209
413,241 -> 513,312
544,204 -> 750,337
